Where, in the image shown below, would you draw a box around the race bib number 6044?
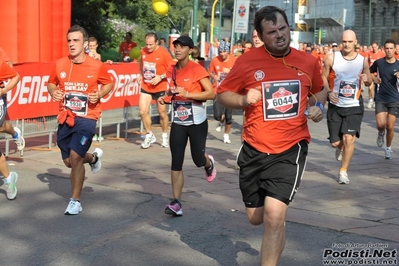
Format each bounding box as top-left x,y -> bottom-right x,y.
262,80 -> 300,121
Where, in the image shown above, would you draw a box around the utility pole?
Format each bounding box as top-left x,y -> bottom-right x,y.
192,0 -> 198,44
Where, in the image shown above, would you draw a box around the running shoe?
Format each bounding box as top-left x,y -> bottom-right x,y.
215,122 -> 223,132
90,148 -> 103,174
205,155 -> 217,182
141,133 -> 156,149
64,198 -> 82,215
377,131 -> 385,147
338,171 -> 350,184
335,148 -> 343,161
223,134 -> 231,144
161,135 -> 169,148
385,148 -> 392,160
13,127 -> 25,151
165,199 -> 183,216
5,172 -> 18,200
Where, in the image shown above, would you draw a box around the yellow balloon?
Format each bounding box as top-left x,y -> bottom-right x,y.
129,47 -> 141,60
152,0 -> 168,16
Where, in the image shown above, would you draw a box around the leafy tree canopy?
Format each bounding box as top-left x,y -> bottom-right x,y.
71,0 -> 210,52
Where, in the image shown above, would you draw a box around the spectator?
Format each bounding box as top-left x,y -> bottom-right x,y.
88,37 -> 101,61
117,32 -> 137,62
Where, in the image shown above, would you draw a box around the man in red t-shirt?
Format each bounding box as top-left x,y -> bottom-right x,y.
117,32 -> 137,62
139,32 -> 176,149
47,25 -> 114,215
0,59 -> 21,200
217,6 -> 326,265
208,40 -> 236,144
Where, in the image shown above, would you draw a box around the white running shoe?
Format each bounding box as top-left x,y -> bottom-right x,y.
161,135 -> 169,148
64,198 -> 82,215
385,148 -> 392,160
377,131 -> 385,147
335,148 -> 343,161
13,127 -> 25,151
338,171 -> 349,184
223,134 -> 231,144
215,122 -> 223,132
141,133 -> 156,149
5,172 -> 18,200
90,148 -> 103,174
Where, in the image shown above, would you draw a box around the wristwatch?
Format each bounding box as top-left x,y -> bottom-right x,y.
160,74 -> 165,80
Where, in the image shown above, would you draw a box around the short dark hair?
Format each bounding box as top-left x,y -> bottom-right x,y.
254,6 -> 289,39
67,25 -> 89,42
126,32 -> 132,38
145,32 -> 159,42
384,39 -> 396,47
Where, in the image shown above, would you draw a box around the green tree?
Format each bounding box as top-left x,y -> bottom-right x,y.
71,0 -> 211,54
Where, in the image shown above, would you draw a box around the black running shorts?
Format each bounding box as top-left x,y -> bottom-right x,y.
236,140 -> 308,207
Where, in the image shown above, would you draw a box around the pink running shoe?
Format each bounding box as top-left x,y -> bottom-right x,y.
165,199 -> 183,216
205,155 -> 217,182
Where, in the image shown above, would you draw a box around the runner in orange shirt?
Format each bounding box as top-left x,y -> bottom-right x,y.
139,32 -> 176,149
0,47 -> 25,151
208,40 -> 236,144
394,44 -> 399,59
0,59 -> 20,200
367,42 -> 385,108
158,36 -> 216,216
47,25 -> 114,215
217,6 -> 326,265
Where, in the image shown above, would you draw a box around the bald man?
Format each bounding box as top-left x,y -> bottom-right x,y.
322,30 -> 372,184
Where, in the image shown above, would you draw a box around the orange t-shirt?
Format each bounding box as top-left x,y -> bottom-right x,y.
394,53 -> 399,60
368,50 -> 385,66
140,46 -> 175,93
48,56 -> 113,120
166,60 -> 209,99
208,55 -> 237,92
0,47 -> 11,62
218,47 -> 323,154
119,41 -> 137,58
0,60 -> 17,81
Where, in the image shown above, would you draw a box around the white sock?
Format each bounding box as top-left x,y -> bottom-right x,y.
386,146 -> 391,150
224,133 -> 229,138
4,174 -> 12,184
162,133 -> 168,138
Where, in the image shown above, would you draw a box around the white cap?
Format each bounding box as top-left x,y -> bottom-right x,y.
332,43 -> 338,46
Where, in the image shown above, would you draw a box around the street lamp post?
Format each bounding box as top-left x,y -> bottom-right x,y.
210,0 -> 219,45
219,0 -> 223,40
192,0 -> 199,45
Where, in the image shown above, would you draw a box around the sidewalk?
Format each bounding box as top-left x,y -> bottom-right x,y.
0,106 -> 398,266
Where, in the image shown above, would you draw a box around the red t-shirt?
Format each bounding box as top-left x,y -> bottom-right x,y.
0,47 -> 11,62
140,46 -> 175,93
166,60 -> 209,99
0,60 -> 17,81
218,47 -> 323,154
208,55 -> 237,93
119,41 -> 137,59
48,56 -> 113,120
368,50 -> 385,66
